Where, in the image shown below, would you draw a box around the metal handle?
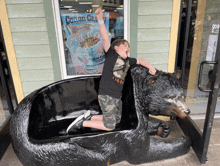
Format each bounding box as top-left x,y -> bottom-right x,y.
198,61 -> 218,92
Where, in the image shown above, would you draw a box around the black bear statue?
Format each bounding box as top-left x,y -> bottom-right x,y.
10,65 -> 191,166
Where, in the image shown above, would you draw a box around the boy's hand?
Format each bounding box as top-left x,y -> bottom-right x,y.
149,67 -> 156,75
95,7 -> 103,21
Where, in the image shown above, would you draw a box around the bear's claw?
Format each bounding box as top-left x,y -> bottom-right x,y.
158,122 -> 170,138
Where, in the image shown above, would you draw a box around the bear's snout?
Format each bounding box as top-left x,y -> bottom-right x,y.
183,109 -> 190,115
166,97 -> 190,118
176,98 -> 190,118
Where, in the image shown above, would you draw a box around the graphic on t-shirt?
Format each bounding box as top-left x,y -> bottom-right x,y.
113,57 -> 130,84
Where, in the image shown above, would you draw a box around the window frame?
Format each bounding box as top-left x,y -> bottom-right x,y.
52,0 -> 130,79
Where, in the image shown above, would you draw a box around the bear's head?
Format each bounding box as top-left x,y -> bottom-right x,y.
131,65 -> 190,118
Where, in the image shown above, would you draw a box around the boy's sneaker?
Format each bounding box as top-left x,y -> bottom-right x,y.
66,115 -> 84,132
84,110 -> 92,120
66,110 -> 93,133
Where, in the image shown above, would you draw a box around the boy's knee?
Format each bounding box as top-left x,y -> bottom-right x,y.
103,118 -> 116,130
105,127 -> 114,131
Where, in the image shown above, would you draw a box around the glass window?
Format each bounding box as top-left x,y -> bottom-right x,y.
0,53 -> 10,127
56,0 -> 125,78
0,47 -> 16,127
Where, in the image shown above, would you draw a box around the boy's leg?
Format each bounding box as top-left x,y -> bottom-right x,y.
90,115 -> 103,121
83,115 -> 113,131
98,95 -> 118,130
115,99 -> 122,124
67,95 -> 119,132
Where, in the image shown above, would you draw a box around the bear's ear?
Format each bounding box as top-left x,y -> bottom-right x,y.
149,77 -> 157,85
174,70 -> 182,80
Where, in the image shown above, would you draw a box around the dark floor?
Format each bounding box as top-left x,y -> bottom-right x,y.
0,117 -> 220,166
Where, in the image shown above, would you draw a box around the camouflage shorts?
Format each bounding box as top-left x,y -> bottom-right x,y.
98,95 -> 122,129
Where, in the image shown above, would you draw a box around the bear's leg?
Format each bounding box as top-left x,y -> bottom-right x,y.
146,136 -> 191,162
147,116 -> 170,138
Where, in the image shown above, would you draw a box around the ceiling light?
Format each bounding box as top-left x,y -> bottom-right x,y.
79,2 -> 92,4
92,5 -> 99,7
64,6 -> 72,8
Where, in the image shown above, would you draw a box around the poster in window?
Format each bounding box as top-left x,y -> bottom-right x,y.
61,13 -> 109,75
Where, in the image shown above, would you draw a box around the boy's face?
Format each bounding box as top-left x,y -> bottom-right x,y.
114,43 -> 130,59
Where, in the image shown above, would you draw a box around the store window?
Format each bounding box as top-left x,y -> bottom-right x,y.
53,0 -> 127,78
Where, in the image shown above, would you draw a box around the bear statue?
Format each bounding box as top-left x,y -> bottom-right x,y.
10,65 -> 191,166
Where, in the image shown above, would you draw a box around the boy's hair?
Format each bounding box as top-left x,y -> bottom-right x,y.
111,39 -> 130,49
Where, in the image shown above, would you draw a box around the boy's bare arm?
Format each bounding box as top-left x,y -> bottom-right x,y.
137,58 -> 156,75
95,7 -> 110,52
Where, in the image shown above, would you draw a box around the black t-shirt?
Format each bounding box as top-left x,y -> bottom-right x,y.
99,46 -> 137,98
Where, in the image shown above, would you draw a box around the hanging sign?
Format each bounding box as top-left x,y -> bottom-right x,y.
206,34 -> 218,61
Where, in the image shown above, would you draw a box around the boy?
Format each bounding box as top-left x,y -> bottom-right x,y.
67,7 -> 156,133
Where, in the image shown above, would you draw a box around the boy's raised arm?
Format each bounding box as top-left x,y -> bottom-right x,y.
95,7 -> 110,52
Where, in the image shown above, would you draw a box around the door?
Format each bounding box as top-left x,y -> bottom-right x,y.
176,0 -> 220,116
176,0 -> 220,163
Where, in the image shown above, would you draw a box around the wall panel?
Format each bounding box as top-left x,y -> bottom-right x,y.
5,0 -> 55,96
20,70 -> 54,82
137,0 -> 173,72
14,45 -> 51,58
138,29 -> 171,41
22,81 -> 53,93
138,15 -> 172,29
12,32 -> 49,45
137,41 -> 170,54
6,4 -> 45,18
9,18 -> 47,32
6,0 -> 43,4
139,1 -> 173,15
17,58 -> 53,70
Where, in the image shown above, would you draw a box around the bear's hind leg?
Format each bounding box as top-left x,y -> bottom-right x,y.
147,136 -> 191,162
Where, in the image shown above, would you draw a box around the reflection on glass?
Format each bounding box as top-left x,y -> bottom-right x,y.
0,90 -> 10,127
178,0 -> 220,116
0,52 -> 10,127
58,0 -> 124,76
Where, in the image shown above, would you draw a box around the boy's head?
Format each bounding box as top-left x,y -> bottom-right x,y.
111,39 -> 130,59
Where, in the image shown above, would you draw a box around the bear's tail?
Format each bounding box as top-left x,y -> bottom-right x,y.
147,136 -> 191,162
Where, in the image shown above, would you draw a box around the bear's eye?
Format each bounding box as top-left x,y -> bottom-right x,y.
181,93 -> 185,100
180,92 -> 185,100
149,77 -> 157,85
167,94 -> 176,99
